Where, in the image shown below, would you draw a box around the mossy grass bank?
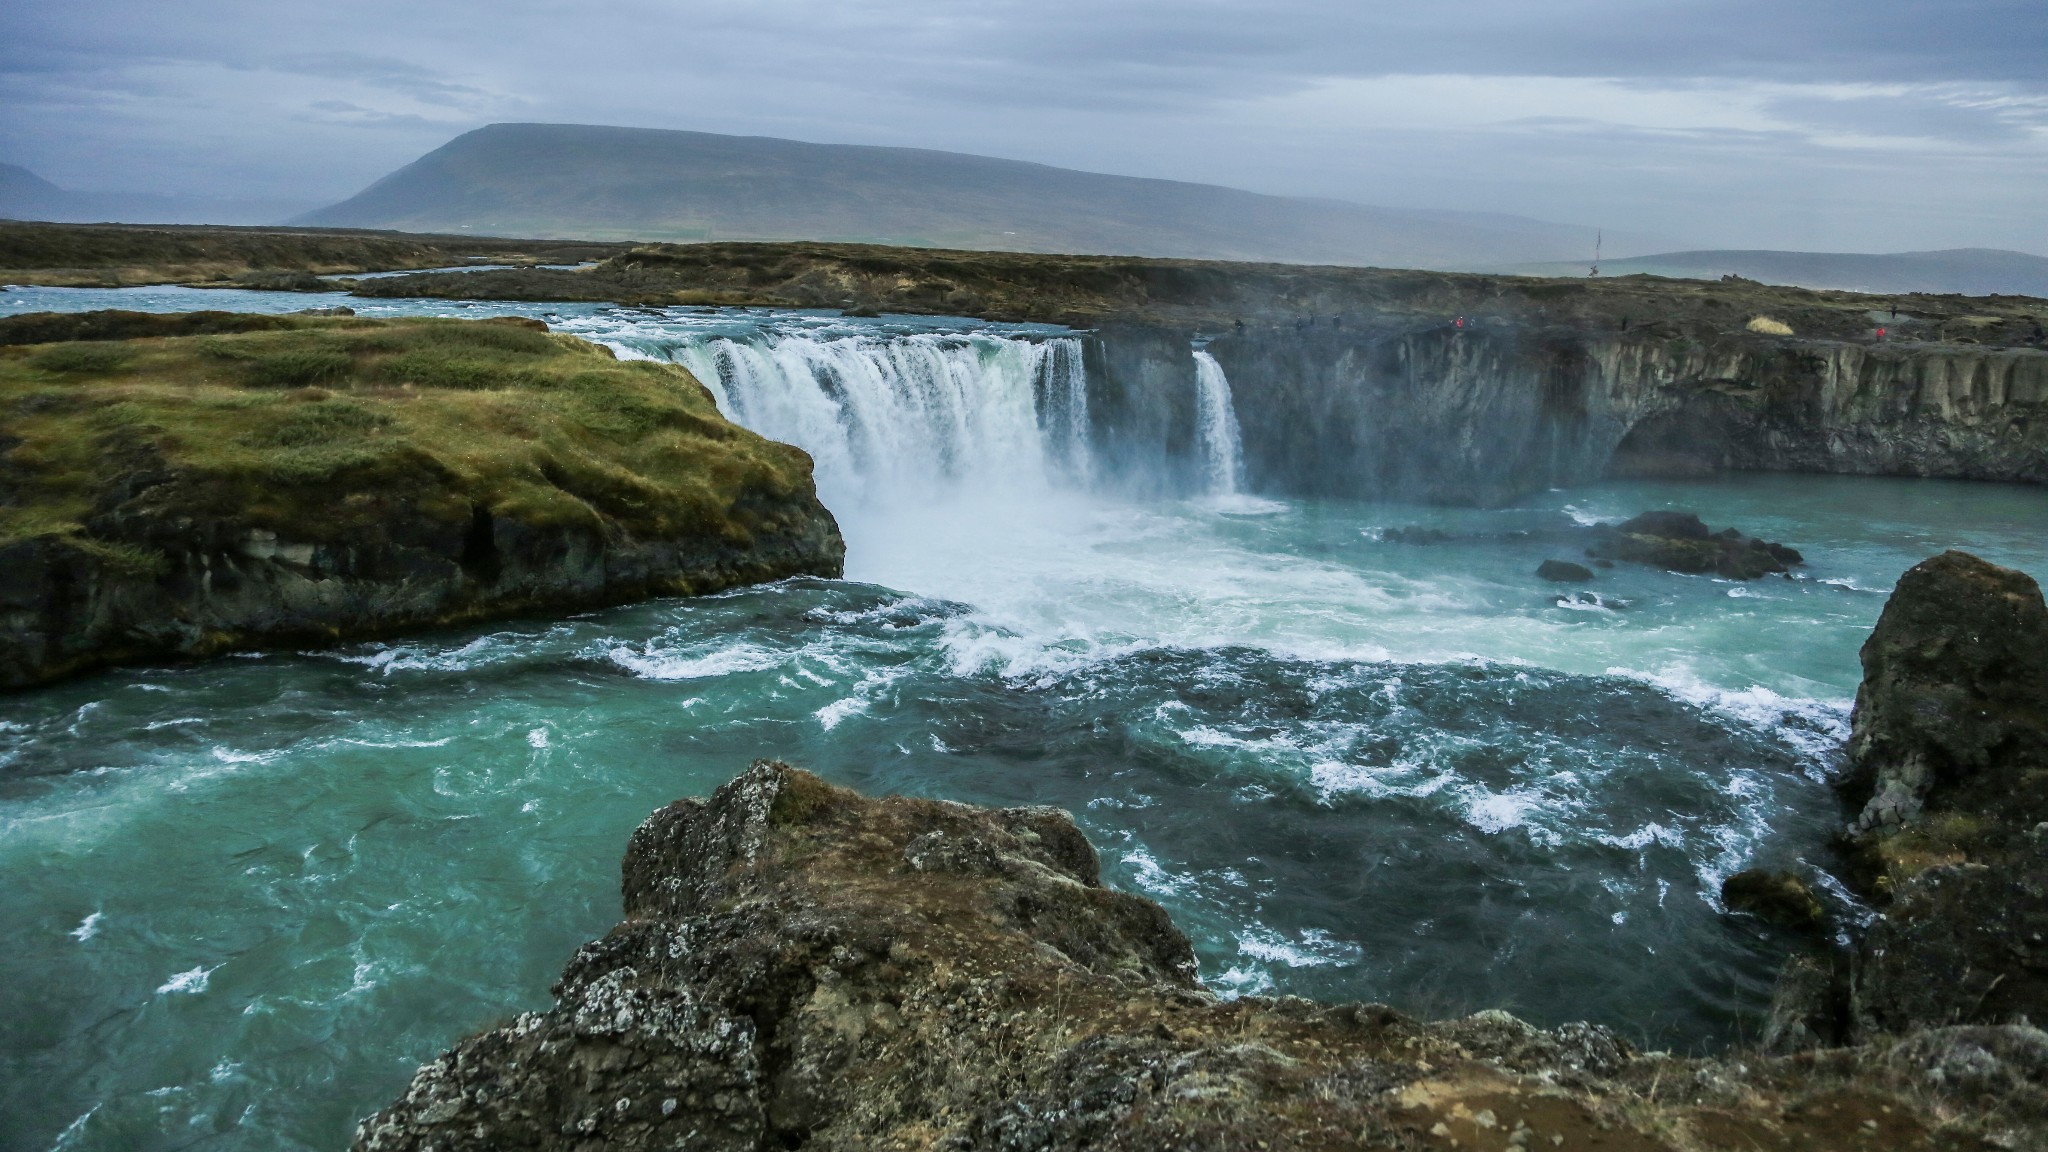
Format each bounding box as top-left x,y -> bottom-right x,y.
0,220 -> 628,288
0,311 -> 843,687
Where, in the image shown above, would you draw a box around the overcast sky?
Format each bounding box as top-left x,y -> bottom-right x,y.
4,0 -> 2045,253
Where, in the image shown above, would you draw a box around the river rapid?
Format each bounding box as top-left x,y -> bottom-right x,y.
4,285 -> 2046,1151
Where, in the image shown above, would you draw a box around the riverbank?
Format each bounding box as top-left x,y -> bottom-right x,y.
0,220 -> 629,288
0,310 -> 843,687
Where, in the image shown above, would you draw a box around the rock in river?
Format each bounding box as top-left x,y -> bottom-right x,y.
1536,558 -> 1595,582
1587,511 -> 1804,580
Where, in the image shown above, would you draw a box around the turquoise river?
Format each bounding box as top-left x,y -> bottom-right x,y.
3,284 -> 2046,1151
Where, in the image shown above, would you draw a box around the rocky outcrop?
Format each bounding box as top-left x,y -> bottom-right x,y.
0,314 -> 845,688
356,761 -> 2048,1151
0,502 -> 843,690
1825,551 -> 2048,1037
1586,512 -> 1802,580
1841,551 -> 2048,835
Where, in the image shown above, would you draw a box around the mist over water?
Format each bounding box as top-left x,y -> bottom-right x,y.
5,284 -> 2048,1150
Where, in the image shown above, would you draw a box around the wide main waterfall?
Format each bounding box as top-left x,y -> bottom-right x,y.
618,318 -> 1091,511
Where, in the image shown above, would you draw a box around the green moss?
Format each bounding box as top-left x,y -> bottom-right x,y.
32,343 -> 137,375
0,313 -> 817,555
245,347 -> 354,387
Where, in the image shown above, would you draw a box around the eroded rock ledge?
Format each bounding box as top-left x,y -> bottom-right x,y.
356,760 -> 2048,1151
0,312 -> 845,688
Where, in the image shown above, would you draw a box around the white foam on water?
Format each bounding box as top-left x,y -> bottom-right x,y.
1119,846 -> 1196,899
1234,925 -> 1364,969
156,965 -> 216,995
607,641 -> 785,681
69,912 -> 103,942
1612,665 -> 1849,775
329,632 -> 529,676
49,1106 -> 99,1150
814,696 -> 868,731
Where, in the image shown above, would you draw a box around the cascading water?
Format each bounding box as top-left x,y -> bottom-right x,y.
11,285 -> 2048,1152
1192,349 -> 1246,497
644,327 -> 1091,511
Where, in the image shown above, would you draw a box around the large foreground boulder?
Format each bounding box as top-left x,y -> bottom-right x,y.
1796,550 -> 2048,1040
356,761 -> 2048,1151
1840,550 -> 2048,835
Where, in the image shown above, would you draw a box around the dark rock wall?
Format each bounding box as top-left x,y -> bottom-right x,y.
1083,322 -> 2048,504
0,492 -> 844,690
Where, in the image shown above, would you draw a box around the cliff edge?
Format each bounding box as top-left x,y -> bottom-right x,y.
357,758 -> 2048,1151
0,311 -> 844,688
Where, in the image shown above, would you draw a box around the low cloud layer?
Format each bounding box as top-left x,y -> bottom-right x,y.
3,0 -> 2043,251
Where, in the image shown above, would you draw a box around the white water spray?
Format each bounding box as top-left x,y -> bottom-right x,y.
1193,350 -> 1246,497
661,331 -> 1091,511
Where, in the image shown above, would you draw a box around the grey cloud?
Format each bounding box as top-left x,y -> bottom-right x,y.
1768,90 -> 2047,143
1,0 -> 2044,251
257,52 -> 494,107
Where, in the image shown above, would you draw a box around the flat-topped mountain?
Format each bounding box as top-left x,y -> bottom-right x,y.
294,123 -> 1621,270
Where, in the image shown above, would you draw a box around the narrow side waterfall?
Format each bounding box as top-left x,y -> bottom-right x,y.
654,330 -> 1091,510
1192,349 -> 1246,497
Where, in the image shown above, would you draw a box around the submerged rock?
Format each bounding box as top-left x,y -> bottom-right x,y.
1721,869 -> 1828,934
1586,511 -> 1804,579
356,761 -> 2048,1150
1379,524 -> 1456,544
1536,558 -> 1594,582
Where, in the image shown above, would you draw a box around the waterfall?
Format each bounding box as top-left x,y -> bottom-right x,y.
1192,350 -> 1246,497
655,330 -> 1091,511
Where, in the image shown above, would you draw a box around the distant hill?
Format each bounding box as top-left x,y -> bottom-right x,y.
1506,248 -> 2048,298
295,123 -> 1644,271
0,162 -> 311,227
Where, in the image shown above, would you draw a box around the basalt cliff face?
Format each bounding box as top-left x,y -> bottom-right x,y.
349,242 -> 2048,504
357,758 -> 2048,1152
1194,324 -> 2047,504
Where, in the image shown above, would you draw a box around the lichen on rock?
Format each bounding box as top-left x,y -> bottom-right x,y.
356,760 -> 2048,1151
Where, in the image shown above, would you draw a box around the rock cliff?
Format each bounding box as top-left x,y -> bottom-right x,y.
356,761 -> 2048,1151
1200,323 -> 2046,504
1831,552 -> 2048,1038
347,241 -> 2048,504
0,312 -> 844,688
